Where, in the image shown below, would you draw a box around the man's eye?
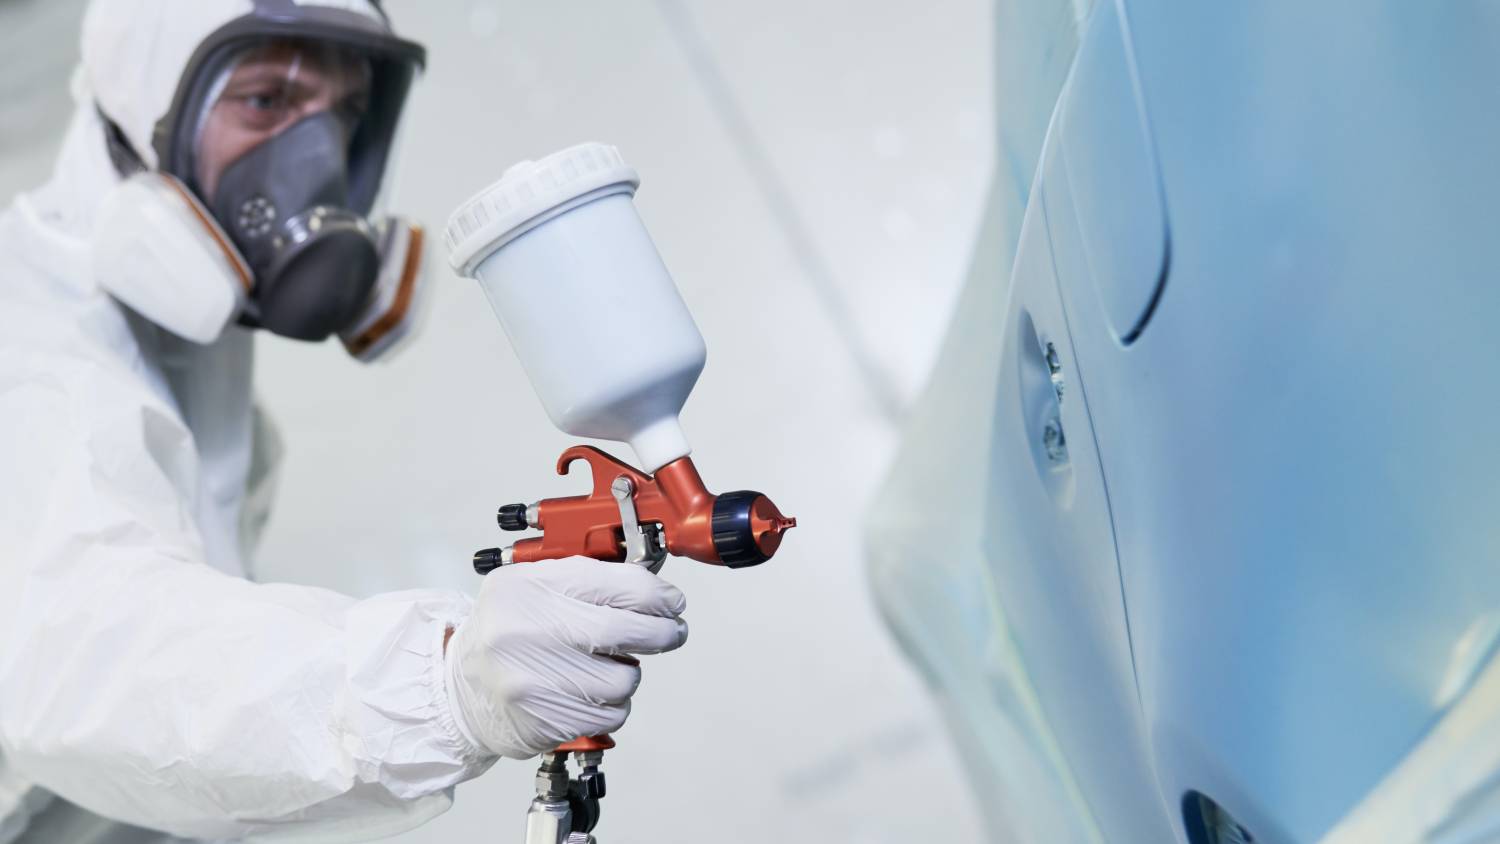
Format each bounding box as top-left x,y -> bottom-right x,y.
244,92 -> 287,111
218,89 -> 294,133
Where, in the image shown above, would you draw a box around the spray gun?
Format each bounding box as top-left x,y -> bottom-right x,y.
445,144 -> 795,844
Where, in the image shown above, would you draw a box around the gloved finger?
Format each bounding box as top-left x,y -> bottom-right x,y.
582,653 -> 642,707
533,693 -> 633,742
510,697 -> 631,756
534,557 -> 687,617
559,601 -> 690,656
577,700 -> 631,738
551,653 -> 642,706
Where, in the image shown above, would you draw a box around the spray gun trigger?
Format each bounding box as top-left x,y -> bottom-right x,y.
611,476 -> 668,571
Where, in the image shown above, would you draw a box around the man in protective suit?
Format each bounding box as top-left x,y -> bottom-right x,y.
0,1 -> 689,841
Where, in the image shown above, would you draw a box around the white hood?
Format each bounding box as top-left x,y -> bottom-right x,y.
80,0 -> 389,172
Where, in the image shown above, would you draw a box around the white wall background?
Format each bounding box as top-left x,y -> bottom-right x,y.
0,1 -> 995,841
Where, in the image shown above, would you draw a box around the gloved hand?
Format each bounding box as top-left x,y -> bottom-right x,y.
444,557 -> 689,759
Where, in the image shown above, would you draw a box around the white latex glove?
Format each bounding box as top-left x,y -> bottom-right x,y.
444,557 -> 689,759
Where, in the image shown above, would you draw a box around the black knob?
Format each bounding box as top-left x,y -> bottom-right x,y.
578,768 -> 606,800
496,503 -> 529,531
473,547 -> 506,575
712,490 -> 770,568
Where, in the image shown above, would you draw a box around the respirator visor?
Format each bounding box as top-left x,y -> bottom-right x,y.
154,13 -> 425,342
162,11 -> 425,215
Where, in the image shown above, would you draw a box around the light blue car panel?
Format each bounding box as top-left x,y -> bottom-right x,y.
1051,0 -> 1500,840
1053,0 -> 1168,345
873,0 -> 1500,841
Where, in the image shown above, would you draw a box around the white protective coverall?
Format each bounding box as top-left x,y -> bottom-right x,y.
0,2 -> 527,840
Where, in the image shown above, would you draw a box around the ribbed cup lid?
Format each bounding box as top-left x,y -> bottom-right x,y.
444,142 -> 639,277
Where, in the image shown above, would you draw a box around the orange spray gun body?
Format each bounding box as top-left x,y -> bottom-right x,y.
471,445 -> 796,754
484,445 -> 795,568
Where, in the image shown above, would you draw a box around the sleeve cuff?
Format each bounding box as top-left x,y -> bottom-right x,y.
344,590 -> 498,800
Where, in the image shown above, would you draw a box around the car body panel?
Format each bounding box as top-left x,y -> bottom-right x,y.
870,1 -> 1500,841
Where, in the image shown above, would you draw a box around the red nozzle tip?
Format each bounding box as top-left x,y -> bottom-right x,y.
749,500 -> 797,558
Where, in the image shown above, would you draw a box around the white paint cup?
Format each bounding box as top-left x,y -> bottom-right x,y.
445,143 -> 706,472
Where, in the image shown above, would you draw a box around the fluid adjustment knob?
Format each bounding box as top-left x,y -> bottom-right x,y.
497,503 -> 530,531
473,547 -> 511,574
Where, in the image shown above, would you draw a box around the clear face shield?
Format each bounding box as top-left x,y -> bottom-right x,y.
192,41 -> 376,205
155,22 -> 425,347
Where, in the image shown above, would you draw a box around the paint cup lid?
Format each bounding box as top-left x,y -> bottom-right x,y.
444,142 -> 639,276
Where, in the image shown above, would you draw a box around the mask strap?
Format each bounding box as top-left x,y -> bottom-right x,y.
99,108 -> 147,178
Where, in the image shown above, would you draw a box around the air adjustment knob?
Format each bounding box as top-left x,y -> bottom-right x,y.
496,503 -> 529,531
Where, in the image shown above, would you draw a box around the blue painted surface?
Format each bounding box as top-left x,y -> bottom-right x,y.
1052,0 -> 1500,839
1053,0 -> 1168,345
1101,2 -> 1496,840
876,0 -> 1500,840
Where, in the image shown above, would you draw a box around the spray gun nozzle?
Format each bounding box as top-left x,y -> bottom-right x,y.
751,505 -> 796,557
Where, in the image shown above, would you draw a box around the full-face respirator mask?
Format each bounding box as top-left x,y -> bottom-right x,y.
92,1 -> 427,361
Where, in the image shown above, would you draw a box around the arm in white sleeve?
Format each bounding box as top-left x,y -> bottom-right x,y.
0,352 -> 495,840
